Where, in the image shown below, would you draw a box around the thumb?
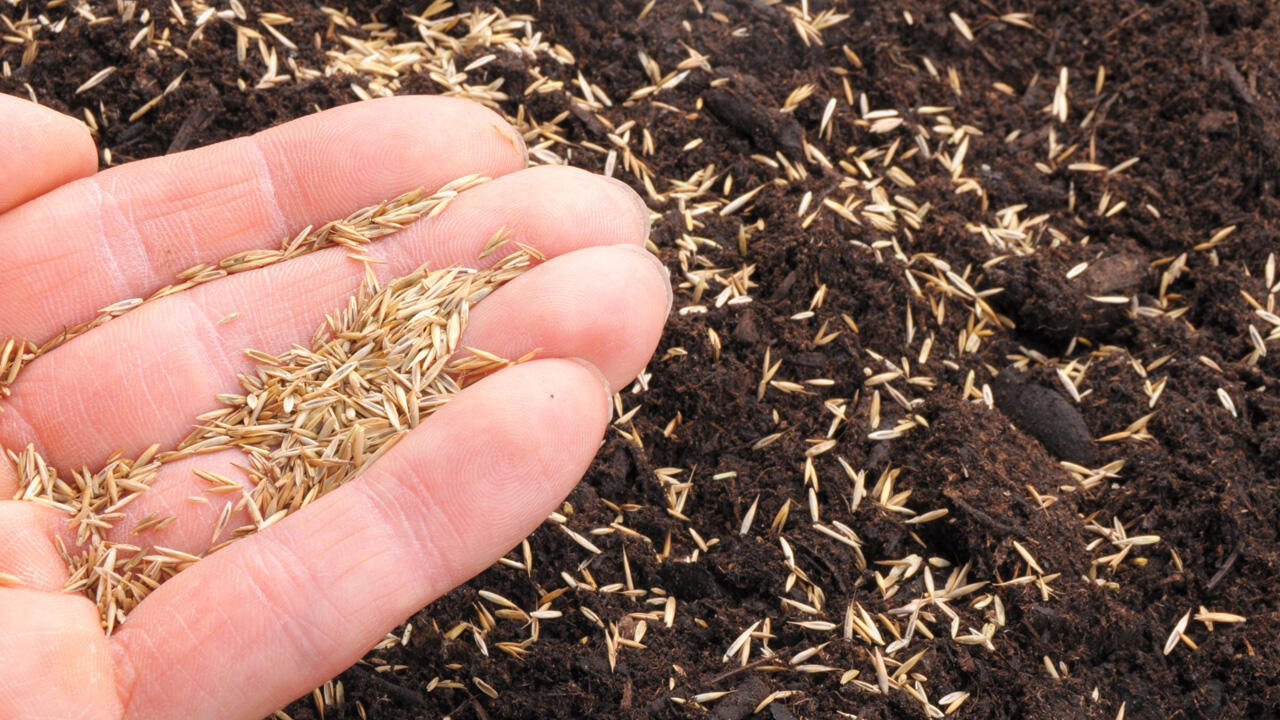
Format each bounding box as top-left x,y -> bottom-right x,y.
108,358 -> 610,720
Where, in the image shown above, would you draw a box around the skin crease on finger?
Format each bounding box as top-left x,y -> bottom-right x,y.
0,166 -> 655,471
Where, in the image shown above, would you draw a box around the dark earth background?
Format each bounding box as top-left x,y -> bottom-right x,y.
3,0 -> 1278,718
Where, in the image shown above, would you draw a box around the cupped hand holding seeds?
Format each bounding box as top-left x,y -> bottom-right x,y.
0,94 -> 670,719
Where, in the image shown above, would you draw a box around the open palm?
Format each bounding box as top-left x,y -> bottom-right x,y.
0,94 -> 668,719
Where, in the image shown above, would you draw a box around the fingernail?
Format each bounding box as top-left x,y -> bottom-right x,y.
615,243 -> 673,317
567,357 -> 614,421
603,175 -> 652,244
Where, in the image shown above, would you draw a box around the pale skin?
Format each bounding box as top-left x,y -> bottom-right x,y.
0,94 -> 670,719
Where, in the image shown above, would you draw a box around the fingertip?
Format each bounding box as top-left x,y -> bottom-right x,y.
0,95 -> 97,212
601,175 -> 651,246
344,358 -> 611,568
566,356 -> 615,421
382,357 -> 611,543
613,243 -> 673,317
65,115 -> 99,175
458,245 -> 671,390
459,357 -> 612,478
489,118 -> 529,168
382,95 -> 527,179
59,114 -> 99,177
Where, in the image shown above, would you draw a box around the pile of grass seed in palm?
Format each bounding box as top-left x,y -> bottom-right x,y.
3,179 -> 536,634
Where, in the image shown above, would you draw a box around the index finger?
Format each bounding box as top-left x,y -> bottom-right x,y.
0,94 -> 97,214
0,92 -> 98,211
0,95 -> 527,345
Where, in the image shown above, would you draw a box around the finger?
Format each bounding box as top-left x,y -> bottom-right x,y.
109,358 -> 609,720
0,501 -> 70,591
0,95 -> 528,344
0,167 -> 655,469
0,94 -> 97,214
384,165 -> 648,265
12,243 -> 668,558
455,243 -> 671,386
0,588 -> 121,719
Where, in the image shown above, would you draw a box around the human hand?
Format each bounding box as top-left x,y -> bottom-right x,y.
0,94 -> 669,719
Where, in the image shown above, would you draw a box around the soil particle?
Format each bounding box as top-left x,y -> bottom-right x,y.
704,71 -> 805,157
708,677 -> 770,720
1081,252 -> 1148,296
992,368 -> 1098,466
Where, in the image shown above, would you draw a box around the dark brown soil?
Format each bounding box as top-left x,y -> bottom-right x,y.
5,1 -> 1279,719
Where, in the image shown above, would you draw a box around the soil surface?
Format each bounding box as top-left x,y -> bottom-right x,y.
4,0 -> 1279,719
